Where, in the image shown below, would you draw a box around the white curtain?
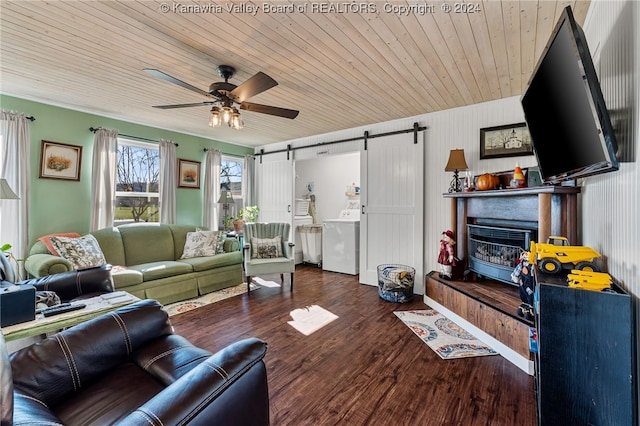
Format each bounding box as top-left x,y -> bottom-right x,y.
0,110 -> 31,265
159,139 -> 177,224
243,154 -> 256,206
203,149 -> 221,230
90,128 -> 118,231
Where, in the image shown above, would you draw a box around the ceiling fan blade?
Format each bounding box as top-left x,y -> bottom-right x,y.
230,72 -> 278,102
152,102 -> 215,109
240,102 -> 299,119
144,68 -> 214,98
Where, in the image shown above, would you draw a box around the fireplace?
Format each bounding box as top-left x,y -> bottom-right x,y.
467,224 -> 535,285
444,186 -> 580,285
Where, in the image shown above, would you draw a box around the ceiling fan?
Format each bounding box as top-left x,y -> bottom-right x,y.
144,65 -> 299,128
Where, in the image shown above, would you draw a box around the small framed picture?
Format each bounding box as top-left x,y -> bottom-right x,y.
39,140 -> 82,181
178,159 -> 201,189
480,123 -> 534,159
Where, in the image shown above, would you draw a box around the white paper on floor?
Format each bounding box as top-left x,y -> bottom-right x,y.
288,305 -> 339,336
252,277 -> 281,288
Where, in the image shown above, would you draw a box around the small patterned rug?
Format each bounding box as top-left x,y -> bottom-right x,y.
394,309 -> 498,359
164,283 -> 257,316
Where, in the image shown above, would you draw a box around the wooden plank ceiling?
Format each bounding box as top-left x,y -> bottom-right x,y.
0,1 -> 590,147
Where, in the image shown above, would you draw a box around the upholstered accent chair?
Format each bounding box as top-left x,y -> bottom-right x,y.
2,299 -> 270,425
243,222 -> 295,293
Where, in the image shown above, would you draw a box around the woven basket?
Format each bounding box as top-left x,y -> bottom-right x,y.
377,264 -> 415,303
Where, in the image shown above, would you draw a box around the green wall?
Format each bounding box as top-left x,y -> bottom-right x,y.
1,95 -> 253,245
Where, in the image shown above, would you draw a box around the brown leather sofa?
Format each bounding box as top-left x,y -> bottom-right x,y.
1,299 -> 270,425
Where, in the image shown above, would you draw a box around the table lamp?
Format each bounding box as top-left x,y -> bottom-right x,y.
217,190 -> 235,228
444,149 -> 468,193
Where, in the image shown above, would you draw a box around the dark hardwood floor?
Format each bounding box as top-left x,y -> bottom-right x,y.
169,265 -> 537,425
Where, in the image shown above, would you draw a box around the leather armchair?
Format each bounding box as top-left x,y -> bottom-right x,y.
1,253 -> 114,302
2,299 -> 270,425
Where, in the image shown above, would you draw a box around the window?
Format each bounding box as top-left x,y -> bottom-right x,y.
219,156 -> 243,227
221,156 -> 243,196
115,139 -> 159,225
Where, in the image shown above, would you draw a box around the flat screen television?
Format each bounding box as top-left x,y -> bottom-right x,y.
521,6 -> 619,184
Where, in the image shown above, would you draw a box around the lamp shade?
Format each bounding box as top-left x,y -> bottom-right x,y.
217,191 -> 235,204
444,149 -> 469,171
0,179 -> 19,200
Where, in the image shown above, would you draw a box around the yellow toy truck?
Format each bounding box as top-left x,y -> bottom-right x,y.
567,269 -> 612,291
529,236 -> 601,274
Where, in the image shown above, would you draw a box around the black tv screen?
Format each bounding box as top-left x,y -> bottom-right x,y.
521,6 -> 619,184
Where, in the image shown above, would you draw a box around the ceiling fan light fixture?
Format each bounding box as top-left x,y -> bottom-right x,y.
231,108 -> 243,130
209,106 -> 221,127
146,66 -> 298,131
221,106 -> 233,124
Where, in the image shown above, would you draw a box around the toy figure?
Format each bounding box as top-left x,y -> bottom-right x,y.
438,230 -> 456,279
511,251 -> 535,320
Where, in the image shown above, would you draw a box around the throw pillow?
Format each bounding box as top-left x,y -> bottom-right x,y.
37,232 -> 81,256
49,234 -> 107,269
251,236 -> 283,259
181,230 -> 226,259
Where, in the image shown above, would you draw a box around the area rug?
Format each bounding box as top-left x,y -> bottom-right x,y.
288,305 -> 339,336
164,283 -> 257,316
394,310 -> 497,359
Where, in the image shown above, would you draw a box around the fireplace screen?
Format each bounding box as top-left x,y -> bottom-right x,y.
467,224 -> 534,285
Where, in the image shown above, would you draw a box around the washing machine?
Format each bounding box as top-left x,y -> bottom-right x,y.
322,208 -> 360,275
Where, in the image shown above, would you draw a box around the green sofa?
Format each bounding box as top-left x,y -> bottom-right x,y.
25,224 -> 243,305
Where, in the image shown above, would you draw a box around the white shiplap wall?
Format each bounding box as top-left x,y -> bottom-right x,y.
582,0 -> 639,294
582,0 -> 639,411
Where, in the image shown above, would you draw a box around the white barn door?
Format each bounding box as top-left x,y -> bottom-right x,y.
360,132 -> 424,293
255,152 -> 293,227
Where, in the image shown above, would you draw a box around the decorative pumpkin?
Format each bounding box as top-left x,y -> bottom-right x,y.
476,173 -> 500,191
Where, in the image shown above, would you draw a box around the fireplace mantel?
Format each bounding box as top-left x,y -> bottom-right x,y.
444,186 -> 580,261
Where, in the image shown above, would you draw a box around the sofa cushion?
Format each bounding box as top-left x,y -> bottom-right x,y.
181,231 -> 226,259
119,224 -> 175,265
178,251 -> 242,272
54,362 -> 164,425
91,227 -> 126,266
49,234 -> 107,269
168,224 -> 200,260
129,261 -> 193,281
110,265 -> 144,288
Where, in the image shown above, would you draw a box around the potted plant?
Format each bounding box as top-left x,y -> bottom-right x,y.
222,215 -> 234,231
233,206 -> 259,232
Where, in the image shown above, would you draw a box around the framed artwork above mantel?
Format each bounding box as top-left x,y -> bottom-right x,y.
480,123 -> 534,159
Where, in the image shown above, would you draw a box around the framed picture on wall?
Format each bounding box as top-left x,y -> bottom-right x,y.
480,123 -> 534,159
178,159 -> 201,189
39,140 -> 82,181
